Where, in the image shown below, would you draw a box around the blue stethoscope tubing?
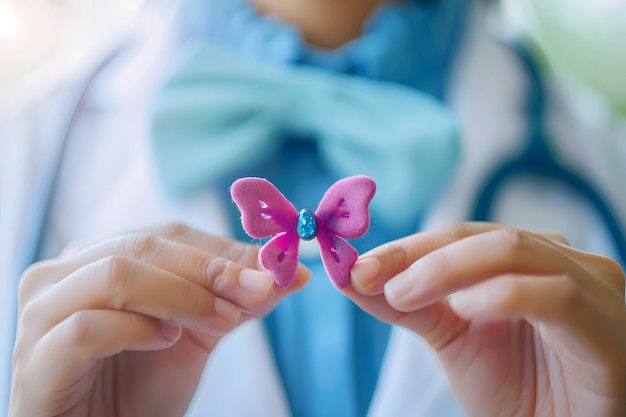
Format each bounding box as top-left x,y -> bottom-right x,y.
471,42 -> 626,268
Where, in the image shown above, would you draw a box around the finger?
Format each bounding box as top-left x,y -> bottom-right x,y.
356,225 -> 623,308
383,229 -> 591,312
531,231 -> 624,292
61,224 -> 260,268
351,223 -> 511,296
15,310 -> 181,415
350,223 -> 603,296
448,274 -> 626,360
539,231 -> 570,246
24,254 -> 311,339
150,224 -> 261,268
21,234 -> 278,313
23,256 -> 241,338
340,285 -> 469,352
237,262 -> 313,323
62,231 -> 311,312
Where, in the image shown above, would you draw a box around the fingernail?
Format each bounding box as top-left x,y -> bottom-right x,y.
214,298 -> 241,322
239,268 -> 275,296
160,320 -> 182,342
384,272 -> 415,303
448,289 -> 484,316
448,291 -> 471,311
350,258 -> 381,292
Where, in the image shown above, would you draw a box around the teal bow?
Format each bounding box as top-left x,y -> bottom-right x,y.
150,42 -> 460,227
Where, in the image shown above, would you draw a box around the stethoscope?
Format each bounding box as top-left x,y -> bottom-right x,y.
471,42 -> 626,268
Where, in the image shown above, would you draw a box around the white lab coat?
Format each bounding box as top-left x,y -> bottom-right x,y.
1,2 -> 624,416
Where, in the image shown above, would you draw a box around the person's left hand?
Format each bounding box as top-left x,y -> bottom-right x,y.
343,222 -> 626,417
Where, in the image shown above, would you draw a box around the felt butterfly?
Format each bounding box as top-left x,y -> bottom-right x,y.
230,176 -> 376,289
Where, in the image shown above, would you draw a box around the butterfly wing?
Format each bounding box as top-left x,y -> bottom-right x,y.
231,177 -> 300,287
315,175 -> 376,239
315,176 -> 376,288
231,177 -> 298,238
259,233 -> 300,288
316,232 -> 358,289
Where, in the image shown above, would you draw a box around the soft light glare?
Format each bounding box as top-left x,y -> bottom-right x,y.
0,0 -> 147,89
502,0 -> 626,115
0,4 -> 18,40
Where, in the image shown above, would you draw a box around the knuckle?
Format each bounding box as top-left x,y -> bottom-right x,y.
204,257 -> 239,291
98,256 -> 135,308
18,261 -> 54,306
547,232 -> 570,246
17,260 -> 58,305
100,255 -> 134,278
59,236 -> 90,257
205,257 -> 227,286
219,261 -> 241,290
442,222 -> 476,241
160,223 -> 192,240
377,241 -> 408,270
600,258 -> 625,295
21,261 -> 48,281
492,229 -> 530,256
18,299 -> 41,326
223,241 -> 258,266
66,311 -> 97,345
19,271 -> 59,325
122,233 -> 163,260
554,274 -> 581,311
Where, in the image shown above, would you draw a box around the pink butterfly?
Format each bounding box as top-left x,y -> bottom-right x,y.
230,176 -> 376,289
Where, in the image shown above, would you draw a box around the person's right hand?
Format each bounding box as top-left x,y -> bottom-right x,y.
9,224 -> 311,417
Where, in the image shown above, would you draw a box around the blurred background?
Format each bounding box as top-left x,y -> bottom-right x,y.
501,0 -> 626,117
0,0 -> 624,413
0,0 -> 149,115
1,0 -> 625,118
0,0 -> 145,83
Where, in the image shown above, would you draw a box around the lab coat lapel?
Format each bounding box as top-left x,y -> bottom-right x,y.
185,319 -> 291,417
0,83 -> 81,411
367,327 -> 466,417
